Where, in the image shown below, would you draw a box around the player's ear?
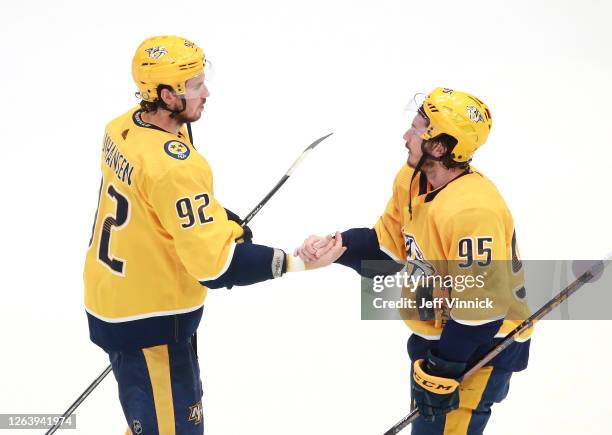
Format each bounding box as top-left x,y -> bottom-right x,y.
430,141 -> 448,158
159,86 -> 177,107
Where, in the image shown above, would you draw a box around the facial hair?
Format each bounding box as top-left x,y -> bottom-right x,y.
175,109 -> 201,124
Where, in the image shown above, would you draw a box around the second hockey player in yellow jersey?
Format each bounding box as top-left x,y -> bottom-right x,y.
295,88 -> 532,434
375,150 -> 532,340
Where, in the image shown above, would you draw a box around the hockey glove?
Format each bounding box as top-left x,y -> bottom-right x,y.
225,208 -> 253,244
411,349 -> 466,421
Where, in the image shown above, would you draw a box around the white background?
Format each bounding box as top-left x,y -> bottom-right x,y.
1,0 -> 611,434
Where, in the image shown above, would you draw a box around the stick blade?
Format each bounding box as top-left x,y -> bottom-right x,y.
305,132 -> 333,151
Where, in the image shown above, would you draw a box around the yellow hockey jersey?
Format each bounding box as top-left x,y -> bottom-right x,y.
84,107 -> 243,349
374,165 -> 532,342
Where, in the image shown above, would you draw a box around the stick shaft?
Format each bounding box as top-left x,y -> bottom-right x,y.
240,133 -> 332,226
45,365 -> 112,435
241,176 -> 289,226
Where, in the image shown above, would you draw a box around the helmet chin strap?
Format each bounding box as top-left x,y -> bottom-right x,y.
408,153 -> 427,221
155,93 -> 187,119
407,139 -> 469,220
165,96 -> 187,119
408,140 -> 442,220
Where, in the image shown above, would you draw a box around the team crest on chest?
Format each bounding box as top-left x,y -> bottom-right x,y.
404,233 -> 425,261
403,233 -> 435,276
164,140 -> 190,160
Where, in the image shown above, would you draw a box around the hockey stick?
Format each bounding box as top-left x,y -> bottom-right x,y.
46,132 -> 333,434
383,254 -> 611,435
45,365 -> 112,434
241,132 -> 333,226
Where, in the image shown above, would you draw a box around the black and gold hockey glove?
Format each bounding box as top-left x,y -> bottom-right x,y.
411,349 -> 466,421
224,208 -> 253,244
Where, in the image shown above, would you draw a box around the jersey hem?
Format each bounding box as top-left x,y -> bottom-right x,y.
85,303 -> 204,323
450,314 -> 506,326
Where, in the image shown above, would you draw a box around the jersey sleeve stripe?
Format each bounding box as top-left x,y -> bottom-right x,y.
379,244 -> 403,263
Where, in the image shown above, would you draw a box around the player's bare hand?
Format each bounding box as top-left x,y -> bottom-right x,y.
303,232 -> 346,270
294,234 -> 334,262
312,234 -> 336,259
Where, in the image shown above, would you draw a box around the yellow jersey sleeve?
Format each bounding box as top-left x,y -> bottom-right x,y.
150,164 -> 244,282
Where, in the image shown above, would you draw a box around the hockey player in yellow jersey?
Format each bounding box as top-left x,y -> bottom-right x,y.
295,88 -> 532,434
84,35 -> 344,435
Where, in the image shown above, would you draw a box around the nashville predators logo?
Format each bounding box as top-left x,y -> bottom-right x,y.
403,233 -> 435,276
404,233 -> 425,261
145,46 -> 168,60
466,105 -> 485,123
188,401 -> 203,425
164,140 -> 190,160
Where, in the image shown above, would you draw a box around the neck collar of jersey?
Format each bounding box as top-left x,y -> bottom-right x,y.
132,109 -> 187,139
423,168 -> 472,203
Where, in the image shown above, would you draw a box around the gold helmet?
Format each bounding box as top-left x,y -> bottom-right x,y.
420,87 -> 492,163
132,35 -> 205,102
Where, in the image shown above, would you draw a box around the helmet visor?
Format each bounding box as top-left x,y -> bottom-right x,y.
184,73 -> 207,99
405,92 -> 428,119
183,60 -> 214,99
404,93 -> 429,138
